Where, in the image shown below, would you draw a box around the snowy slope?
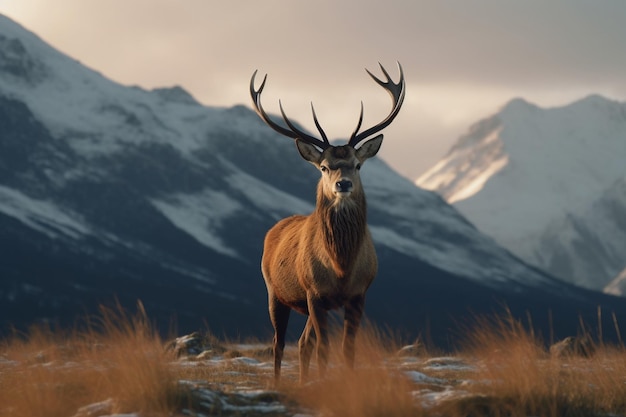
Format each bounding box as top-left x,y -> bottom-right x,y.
606,267 -> 626,296
3,14 -> 626,341
417,96 -> 626,290
535,177 -> 626,289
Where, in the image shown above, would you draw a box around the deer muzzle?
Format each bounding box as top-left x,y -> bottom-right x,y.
335,179 -> 354,196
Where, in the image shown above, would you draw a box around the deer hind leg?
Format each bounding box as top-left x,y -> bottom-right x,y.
269,295 -> 291,382
307,294 -> 329,378
343,295 -> 365,369
298,318 -> 316,383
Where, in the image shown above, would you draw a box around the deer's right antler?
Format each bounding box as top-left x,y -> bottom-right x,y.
250,70 -> 331,150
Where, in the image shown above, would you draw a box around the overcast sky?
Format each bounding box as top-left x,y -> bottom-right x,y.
1,1 -> 625,180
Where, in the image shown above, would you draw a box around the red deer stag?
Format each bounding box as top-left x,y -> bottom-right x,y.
250,63 -> 405,382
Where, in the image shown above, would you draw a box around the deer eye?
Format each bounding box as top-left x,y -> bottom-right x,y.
356,163 -> 362,170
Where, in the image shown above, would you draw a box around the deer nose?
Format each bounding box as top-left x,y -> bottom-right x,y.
336,179 -> 353,193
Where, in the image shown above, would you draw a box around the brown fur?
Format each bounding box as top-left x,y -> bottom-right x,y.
261,138 -> 381,383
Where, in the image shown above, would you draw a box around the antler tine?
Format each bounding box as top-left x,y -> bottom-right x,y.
348,62 -> 406,148
250,70 -> 330,150
278,101 -> 330,150
310,103 -> 329,144
250,70 -> 297,139
349,101 -> 364,142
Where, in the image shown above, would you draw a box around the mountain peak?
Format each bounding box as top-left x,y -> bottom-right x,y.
500,97 -> 538,113
574,93 -> 613,106
152,86 -> 200,106
420,91 -> 626,291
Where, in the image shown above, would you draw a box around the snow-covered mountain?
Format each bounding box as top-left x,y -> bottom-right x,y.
417,96 -> 626,292
2,14 -> 625,344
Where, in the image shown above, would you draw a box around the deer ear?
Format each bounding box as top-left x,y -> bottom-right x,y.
295,139 -> 322,164
355,134 -> 383,161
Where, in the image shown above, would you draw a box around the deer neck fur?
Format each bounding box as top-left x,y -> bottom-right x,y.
314,181 -> 367,278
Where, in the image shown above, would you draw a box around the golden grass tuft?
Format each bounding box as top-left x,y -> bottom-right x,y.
437,312 -> 626,417
0,302 -> 179,417
287,324 -> 422,417
295,367 -> 419,417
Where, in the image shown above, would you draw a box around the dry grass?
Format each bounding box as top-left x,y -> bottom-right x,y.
3,308 -> 626,417
282,315 -> 626,417
0,302 -> 179,417
436,313 -> 626,417
283,324 -> 422,417
294,367 -> 419,417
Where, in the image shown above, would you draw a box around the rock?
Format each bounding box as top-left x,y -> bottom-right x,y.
71,398 -> 115,417
178,381 -> 291,416
166,332 -> 226,358
549,336 -> 595,358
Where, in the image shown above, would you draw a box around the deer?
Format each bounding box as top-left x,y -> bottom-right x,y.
249,62 -> 405,383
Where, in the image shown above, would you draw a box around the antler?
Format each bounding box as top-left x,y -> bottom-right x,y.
250,70 -> 331,150
348,62 -> 405,148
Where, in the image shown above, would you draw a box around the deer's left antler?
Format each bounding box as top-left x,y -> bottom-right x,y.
348,62 -> 405,148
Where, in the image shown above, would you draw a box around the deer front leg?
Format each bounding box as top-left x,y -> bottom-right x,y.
307,293 -> 329,378
268,294 -> 291,382
343,295 -> 365,369
298,318 -> 315,383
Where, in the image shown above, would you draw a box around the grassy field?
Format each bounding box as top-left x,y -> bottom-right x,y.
2,305 -> 626,417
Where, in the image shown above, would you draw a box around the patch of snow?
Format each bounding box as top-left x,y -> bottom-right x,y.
422,357 -> 476,371
0,356 -> 19,367
71,398 -> 114,417
404,370 -> 446,385
0,185 -> 91,240
151,189 -> 240,257
416,386 -> 477,410
159,262 -> 216,285
605,267 -> 626,296
225,169 -> 314,218
416,117 -> 505,202
178,381 -> 288,415
230,356 -> 262,366
448,153 -> 508,204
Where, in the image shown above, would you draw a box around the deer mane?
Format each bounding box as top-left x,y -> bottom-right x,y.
315,185 -> 367,278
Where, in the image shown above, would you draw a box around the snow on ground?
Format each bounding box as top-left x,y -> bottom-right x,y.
166,340 -> 484,416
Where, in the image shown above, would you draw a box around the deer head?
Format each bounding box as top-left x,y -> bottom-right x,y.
250,62 -> 405,203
